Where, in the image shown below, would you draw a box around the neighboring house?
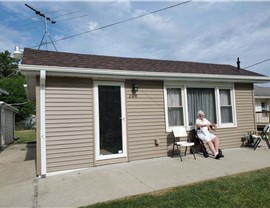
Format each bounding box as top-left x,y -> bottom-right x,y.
254,85 -> 270,130
0,101 -> 18,150
20,48 -> 270,177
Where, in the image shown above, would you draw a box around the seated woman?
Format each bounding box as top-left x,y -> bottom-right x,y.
195,110 -> 224,159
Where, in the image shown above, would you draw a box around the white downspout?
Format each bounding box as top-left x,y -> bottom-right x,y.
40,70 -> 47,177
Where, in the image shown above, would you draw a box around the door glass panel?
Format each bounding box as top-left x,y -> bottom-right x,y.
98,85 -> 123,155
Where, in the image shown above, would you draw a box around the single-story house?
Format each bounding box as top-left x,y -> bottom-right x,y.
20,48 -> 270,177
0,101 -> 18,150
254,85 -> 270,130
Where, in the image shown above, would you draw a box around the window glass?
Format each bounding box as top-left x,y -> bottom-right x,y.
220,89 -> 233,123
261,102 -> 267,111
167,88 -> 184,126
187,88 -> 216,126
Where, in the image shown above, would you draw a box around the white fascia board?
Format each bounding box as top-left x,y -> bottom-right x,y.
254,96 -> 270,99
20,64 -> 270,83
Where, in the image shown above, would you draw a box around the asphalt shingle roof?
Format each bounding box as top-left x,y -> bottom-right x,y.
22,48 -> 265,77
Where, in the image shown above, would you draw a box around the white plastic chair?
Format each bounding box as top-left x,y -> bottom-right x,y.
171,127 -> 196,161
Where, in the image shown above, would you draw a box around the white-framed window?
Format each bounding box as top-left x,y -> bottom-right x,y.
164,82 -> 237,131
167,88 -> 184,126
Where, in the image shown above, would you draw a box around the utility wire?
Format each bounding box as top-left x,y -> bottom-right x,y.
51,10 -> 82,19
244,58 -> 270,69
57,15 -> 88,23
31,0 -> 192,48
0,69 -> 21,83
25,14 -> 88,31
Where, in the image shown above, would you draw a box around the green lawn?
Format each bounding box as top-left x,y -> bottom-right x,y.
15,130 -> 36,144
83,167 -> 270,208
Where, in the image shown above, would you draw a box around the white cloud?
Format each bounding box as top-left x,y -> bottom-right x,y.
0,24 -> 30,53
87,21 -> 99,31
132,9 -> 175,32
53,34 -> 65,41
169,2 -> 270,66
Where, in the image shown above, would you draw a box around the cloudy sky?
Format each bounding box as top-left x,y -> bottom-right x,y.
1,1 -> 270,85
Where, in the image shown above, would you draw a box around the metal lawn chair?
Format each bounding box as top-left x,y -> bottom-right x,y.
252,124 -> 270,150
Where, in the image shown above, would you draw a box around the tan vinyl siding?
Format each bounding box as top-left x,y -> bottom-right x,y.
235,83 -> 256,136
214,83 -> 256,149
45,77 -> 93,173
126,80 -> 167,161
40,77 -> 256,173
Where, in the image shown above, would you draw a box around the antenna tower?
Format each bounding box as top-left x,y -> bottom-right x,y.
25,4 -> 57,51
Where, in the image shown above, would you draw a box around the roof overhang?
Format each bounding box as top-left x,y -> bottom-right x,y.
20,64 -> 270,101
20,64 -> 270,83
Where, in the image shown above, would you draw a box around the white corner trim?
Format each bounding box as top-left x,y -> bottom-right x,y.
40,70 -> 47,176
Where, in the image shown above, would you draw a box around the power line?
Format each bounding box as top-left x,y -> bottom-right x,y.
31,0 -> 192,49
244,58 -> 270,69
24,14 -> 88,31
57,15 -> 88,23
24,13 -> 87,31
51,10 -> 82,19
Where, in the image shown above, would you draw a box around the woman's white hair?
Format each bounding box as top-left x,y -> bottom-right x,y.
197,110 -> 204,116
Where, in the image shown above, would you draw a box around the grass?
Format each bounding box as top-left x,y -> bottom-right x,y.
83,167 -> 270,208
15,130 -> 36,144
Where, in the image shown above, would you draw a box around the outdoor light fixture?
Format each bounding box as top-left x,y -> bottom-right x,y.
155,138 -> 160,146
132,83 -> 139,94
14,46 -> 23,61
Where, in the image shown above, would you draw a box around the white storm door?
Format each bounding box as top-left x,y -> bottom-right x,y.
94,81 -> 127,160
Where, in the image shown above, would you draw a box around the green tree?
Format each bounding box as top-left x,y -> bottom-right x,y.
0,50 -> 20,77
0,76 -> 35,122
0,50 -> 35,123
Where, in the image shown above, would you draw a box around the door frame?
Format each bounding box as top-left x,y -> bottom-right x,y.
93,81 -> 127,160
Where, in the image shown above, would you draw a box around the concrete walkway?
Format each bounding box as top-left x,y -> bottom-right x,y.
0,143 -> 36,208
0,144 -> 270,208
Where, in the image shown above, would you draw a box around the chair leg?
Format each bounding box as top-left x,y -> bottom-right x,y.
184,147 -> 187,156
177,145 -> 183,162
253,138 -> 262,150
265,138 -> 270,149
172,143 -> 175,158
190,146 -> 196,160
